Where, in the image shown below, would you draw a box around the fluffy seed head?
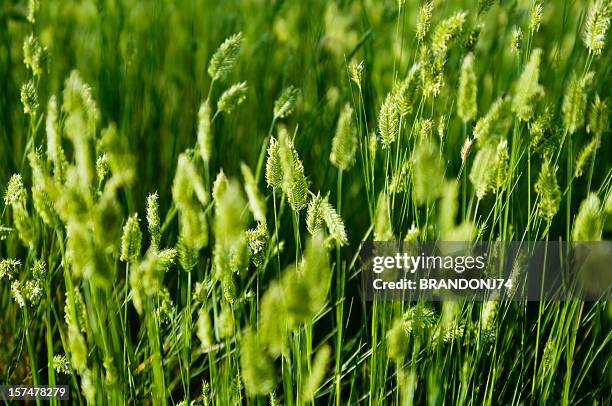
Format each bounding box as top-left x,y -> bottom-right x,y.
120,214 -> 142,263
374,192 -> 393,240
583,1 -> 611,55
197,100 -> 212,162
278,130 -> 308,211
478,0 -> 495,16
431,11 -> 467,56
45,96 -> 64,177
0,259 -> 20,281
511,26 -> 523,53
23,35 -> 45,76
535,159 -> 561,221
419,48 -> 446,99
265,137 -> 283,189
529,105 -> 553,150
208,32 -> 243,81
67,323 -> 88,373
27,0 -> 39,23
241,162 -> 267,222
63,70 -> 99,134
307,194 -> 348,246
469,143 -> 496,200
197,308 -> 214,349
458,53 -> 478,123
246,222 -> 268,268
378,92 -> 399,148
21,80 -> 39,115
575,136 -> 601,178
53,355 -> 71,375
240,329 -> 276,396
5,174 -> 25,207
146,192 -> 161,252
29,153 -> 59,227
96,154 -> 110,184
587,95 -> 609,136
173,153 -> 209,211
412,139 -> 444,204
462,24 -> 482,53
306,194 -> 326,235
387,318 -> 409,363
213,174 -> 249,242
460,137 -> 473,163
494,139 -> 509,191
396,64 -> 420,116
416,1 -> 434,41
302,345 -> 331,402
572,193 -> 602,241
529,2 -> 543,33
473,97 -> 510,146
349,61 -> 364,88
563,71 -> 594,134
218,82 -> 248,114
512,48 -> 544,121
330,103 -> 357,171
130,249 -> 177,313
273,86 -> 300,119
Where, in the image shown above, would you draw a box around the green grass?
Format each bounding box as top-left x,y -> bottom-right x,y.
1,0 -> 611,404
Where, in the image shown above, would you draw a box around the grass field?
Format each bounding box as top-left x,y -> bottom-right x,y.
1,0 -> 611,404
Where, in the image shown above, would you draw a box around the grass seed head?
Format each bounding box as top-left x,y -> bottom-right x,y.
511,26 -> 523,53
240,329 -> 276,396
572,193 -> 602,241
512,48 -> 544,122
378,91 -> 399,148
529,2 -> 543,33
330,103 -> 357,171
412,139 -> 444,204
587,94 -> 609,136
431,11 -> 467,57
23,34 -> 45,76
473,97 -> 510,146
469,143 -> 497,200
20,80 -> 39,115
146,192 -> 161,252
396,64 -> 420,116
563,71 -> 594,134
302,345 -> 331,402
241,162 -> 267,222
0,259 -> 20,281
197,100 -> 212,162
246,222 -> 268,268
575,136 -> 601,178
478,0 -> 495,16
494,138 -> 509,191
218,81 -> 248,114
273,86 -> 300,120
197,308 -> 214,349
208,32 -> 243,82
278,129 -> 308,211
458,53 -> 478,123
374,192 -> 393,240
120,214 -> 142,263
535,159 -> 561,222
52,355 -> 71,375
265,137 -> 283,189
416,1 -> 434,41
5,174 -> 25,207
307,193 -> 326,235
583,1 -> 611,55
349,60 -> 364,88
387,318 -> 410,363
